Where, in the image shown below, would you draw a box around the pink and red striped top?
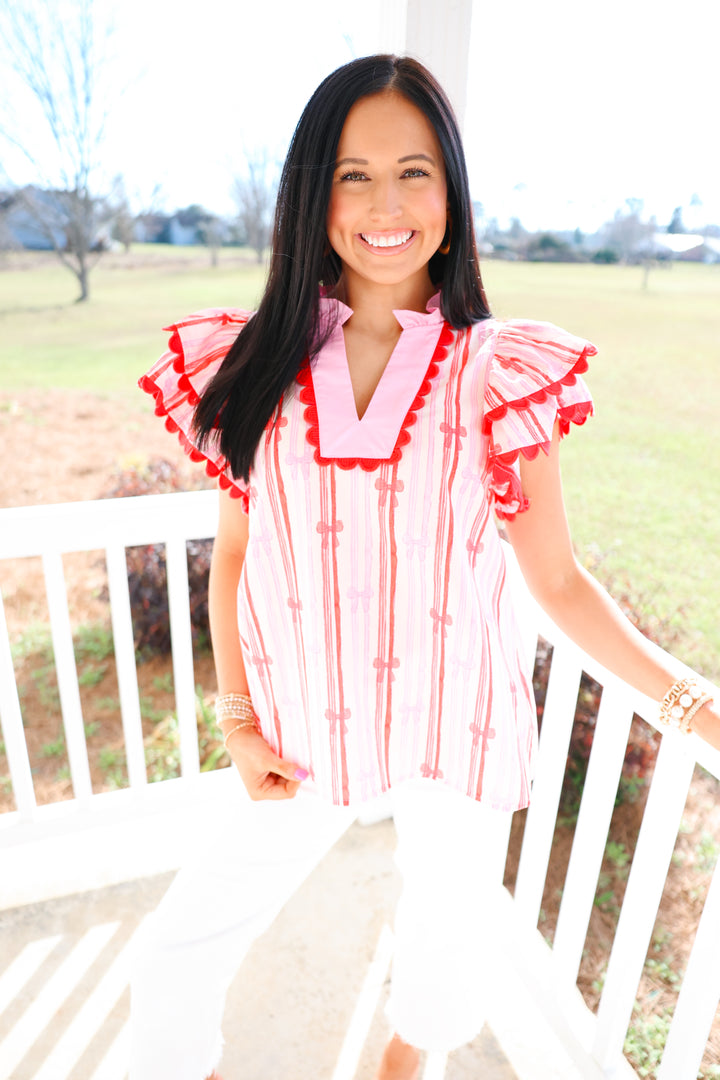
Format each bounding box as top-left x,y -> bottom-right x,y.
140,295 -> 595,809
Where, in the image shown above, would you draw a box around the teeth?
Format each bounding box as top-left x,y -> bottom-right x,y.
361,231 -> 413,248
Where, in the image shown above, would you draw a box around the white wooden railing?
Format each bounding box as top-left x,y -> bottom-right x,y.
1,491 -> 719,1079
0,492 -> 231,904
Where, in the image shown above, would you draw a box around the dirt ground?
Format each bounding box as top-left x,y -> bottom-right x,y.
0,388 -> 204,509
1,387 -> 719,1076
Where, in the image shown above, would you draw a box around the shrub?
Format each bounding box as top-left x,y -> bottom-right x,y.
100,456 -> 213,499
124,539 -> 212,658
592,248 -> 619,264
100,458 -> 214,658
525,232 -> 586,263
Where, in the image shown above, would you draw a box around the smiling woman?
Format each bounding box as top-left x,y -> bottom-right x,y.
133,52 -> 719,1080
327,92 -> 448,299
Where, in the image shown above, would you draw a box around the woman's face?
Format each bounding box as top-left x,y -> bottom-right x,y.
326,91 -> 448,301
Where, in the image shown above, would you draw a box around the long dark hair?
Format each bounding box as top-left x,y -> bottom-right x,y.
194,54 -> 491,482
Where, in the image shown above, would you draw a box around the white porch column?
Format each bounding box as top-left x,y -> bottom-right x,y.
375,0 -> 475,132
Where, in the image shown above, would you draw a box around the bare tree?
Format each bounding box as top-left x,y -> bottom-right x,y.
230,150 -> 278,263
0,0 -> 113,300
599,198 -> 654,263
109,179 -> 165,250
197,215 -> 225,268
109,175 -> 135,253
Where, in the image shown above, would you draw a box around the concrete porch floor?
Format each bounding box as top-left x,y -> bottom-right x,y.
0,817 -> 586,1080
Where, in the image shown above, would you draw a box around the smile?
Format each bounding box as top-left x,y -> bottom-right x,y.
358,230 -> 416,253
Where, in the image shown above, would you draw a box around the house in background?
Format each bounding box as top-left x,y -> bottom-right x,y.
1,185 -> 111,252
1,187 -> 65,250
649,232 -> 720,263
132,212 -> 169,244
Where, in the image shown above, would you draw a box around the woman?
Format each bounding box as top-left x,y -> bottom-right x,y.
134,54 -> 718,1080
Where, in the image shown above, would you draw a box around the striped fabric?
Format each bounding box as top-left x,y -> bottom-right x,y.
140,300 -> 595,809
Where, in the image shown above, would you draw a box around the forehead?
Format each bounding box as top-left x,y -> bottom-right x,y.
336,91 -> 443,161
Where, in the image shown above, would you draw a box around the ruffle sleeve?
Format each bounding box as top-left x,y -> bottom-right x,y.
483,320 -> 596,520
138,308 -> 252,511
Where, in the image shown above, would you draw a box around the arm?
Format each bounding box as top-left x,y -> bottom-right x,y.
504,425 -> 720,749
209,487 -> 307,799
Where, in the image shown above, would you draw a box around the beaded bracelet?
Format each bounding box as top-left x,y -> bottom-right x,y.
223,718 -> 258,749
659,678 -> 713,734
215,692 -> 256,725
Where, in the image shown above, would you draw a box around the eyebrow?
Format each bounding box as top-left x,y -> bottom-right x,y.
334,153 -> 438,168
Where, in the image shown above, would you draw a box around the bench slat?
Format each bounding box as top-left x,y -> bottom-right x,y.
166,537 -> 201,777
0,588 -> 36,818
0,491 -> 219,558
593,738 -> 694,1067
657,854 -> 720,1079
42,552 -> 92,800
105,544 -> 147,789
514,644 -> 582,926
552,682 -> 634,983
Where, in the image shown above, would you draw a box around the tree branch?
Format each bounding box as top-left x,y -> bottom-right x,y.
0,0 -> 113,300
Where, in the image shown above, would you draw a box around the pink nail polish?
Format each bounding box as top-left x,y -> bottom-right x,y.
294,768 -> 309,781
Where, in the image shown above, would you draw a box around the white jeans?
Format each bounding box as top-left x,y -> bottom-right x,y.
129,777 -> 509,1080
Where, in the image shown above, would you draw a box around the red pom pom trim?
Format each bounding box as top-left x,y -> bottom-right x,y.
138,344 -> 248,510
481,343 -> 593,521
489,399 -> 593,521
297,322 -> 455,471
481,345 -> 592,436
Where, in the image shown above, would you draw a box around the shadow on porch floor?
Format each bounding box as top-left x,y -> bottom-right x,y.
0,817 -> 584,1080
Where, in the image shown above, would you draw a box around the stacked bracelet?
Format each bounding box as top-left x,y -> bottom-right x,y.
659,679 -> 713,734
215,692 -> 256,724
214,693 -> 259,747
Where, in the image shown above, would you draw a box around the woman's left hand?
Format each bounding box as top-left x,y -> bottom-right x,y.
224,725 -> 309,801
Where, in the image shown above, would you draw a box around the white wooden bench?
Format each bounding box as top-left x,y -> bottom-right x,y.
1,490 -> 719,1079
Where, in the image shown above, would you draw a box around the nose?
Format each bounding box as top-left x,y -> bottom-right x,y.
370,177 -> 402,221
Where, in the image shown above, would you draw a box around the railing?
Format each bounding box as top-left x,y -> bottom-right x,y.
499,557 -> 720,1080
0,492 -> 230,904
1,491 -> 719,1079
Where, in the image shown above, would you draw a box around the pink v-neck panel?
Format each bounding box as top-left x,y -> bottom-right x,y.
311,295 -> 445,459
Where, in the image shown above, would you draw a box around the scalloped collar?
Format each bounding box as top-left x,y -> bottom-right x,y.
309,292 -> 446,460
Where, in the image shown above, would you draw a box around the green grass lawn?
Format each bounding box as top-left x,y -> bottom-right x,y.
483,260 -> 720,681
0,247 -> 268,394
1,250 -> 719,680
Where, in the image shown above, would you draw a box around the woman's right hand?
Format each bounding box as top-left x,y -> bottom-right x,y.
224,726 -> 308,800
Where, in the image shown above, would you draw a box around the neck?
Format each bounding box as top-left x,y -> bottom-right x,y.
335,272 -> 436,334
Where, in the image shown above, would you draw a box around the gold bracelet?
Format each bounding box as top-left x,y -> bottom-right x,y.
223,719 -> 258,749
659,679 -> 713,734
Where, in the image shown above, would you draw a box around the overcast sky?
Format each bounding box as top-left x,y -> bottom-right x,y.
2,0 -> 718,233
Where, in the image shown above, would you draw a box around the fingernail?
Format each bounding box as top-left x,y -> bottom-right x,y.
294,768 -> 309,781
